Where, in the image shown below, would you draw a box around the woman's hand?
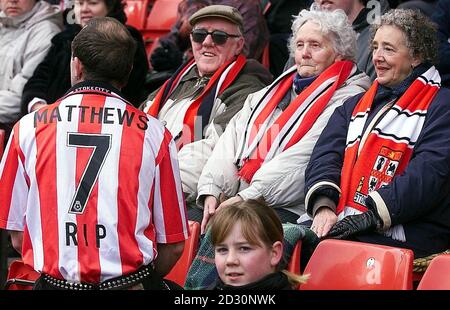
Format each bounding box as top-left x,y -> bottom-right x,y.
201,195 -> 218,234
217,195 -> 243,212
310,207 -> 337,238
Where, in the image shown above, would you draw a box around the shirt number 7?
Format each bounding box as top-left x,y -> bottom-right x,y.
67,132 -> 112,214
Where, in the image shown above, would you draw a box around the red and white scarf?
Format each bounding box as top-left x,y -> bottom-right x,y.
146,55 -> 246,149
236,60 -> 355,183
338,66 -> 441,217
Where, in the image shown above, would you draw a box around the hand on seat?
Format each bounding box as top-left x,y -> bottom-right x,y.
326,210 -> 382,240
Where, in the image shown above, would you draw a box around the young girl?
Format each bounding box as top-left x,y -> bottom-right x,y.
210,199 -> 307,289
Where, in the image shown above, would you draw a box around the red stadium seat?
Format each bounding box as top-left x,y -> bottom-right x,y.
124,0 -> 150,30
144,0 -> 180,31
164,221 -> 200,287
4,260 -> 40,290
0,129 -> 5,159
141,0 -> 181,56
417,254 -> 450,290
300,239 -> 414,290
286,240 -> 302,275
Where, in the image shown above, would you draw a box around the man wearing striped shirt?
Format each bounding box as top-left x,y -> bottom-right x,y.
0,17 -> 188,290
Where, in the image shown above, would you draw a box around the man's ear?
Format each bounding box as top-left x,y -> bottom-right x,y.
270,241 -> 284,268
71,56 -> 85,85
73,57 -> 84,80
235,36 -> 245,56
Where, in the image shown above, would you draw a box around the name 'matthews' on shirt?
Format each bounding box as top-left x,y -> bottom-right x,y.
34,105 -> 149,130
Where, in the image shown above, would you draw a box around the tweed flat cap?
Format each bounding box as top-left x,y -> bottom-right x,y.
189,5 -> 243,30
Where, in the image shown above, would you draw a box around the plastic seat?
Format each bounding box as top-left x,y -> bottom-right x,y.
144,0 -> 180,31
164,221 -> 200,287
417,254 -> 450,290
4,260 -> 40,290
286,240 -> 302,275
300,239 -> 414,290
141,0 -> 181,56
124,0 -> 150,30
0,128 -> 5,159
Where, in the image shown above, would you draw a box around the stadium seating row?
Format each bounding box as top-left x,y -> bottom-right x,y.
124,0 -> 182,57
5,234 -> 449,290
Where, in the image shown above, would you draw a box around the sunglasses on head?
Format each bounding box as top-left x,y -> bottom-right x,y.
191,29 -> 241,45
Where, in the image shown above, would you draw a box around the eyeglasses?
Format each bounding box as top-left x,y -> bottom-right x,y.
191,29 -> 241,45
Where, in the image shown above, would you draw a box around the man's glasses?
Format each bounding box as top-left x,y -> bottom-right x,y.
191,29 -> 241,45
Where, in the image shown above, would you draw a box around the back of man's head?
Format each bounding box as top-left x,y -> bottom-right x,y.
72,17 -> 136,87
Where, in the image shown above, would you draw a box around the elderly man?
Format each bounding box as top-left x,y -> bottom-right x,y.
143,5 -> 272,220
150,0 -> 269,74
0,0 -> 62,129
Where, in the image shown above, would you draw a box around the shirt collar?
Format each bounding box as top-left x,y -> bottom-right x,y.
66,80 -> 128,103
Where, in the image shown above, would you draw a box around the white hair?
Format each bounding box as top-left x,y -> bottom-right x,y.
289,5 -> 356,61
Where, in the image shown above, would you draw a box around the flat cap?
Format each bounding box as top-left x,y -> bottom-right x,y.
189,5 -> 243,30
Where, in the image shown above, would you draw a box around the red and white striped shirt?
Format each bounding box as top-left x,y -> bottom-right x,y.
0,82 -> 188,283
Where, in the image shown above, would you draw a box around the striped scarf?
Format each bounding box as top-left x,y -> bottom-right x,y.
146,55 -> 247,149
338,66 -> 441,216
236,60 -> 355,183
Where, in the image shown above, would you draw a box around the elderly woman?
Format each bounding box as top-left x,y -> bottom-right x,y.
0,0 -> 62,126
196,8 -> 370,232
305,9 -> 450,258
